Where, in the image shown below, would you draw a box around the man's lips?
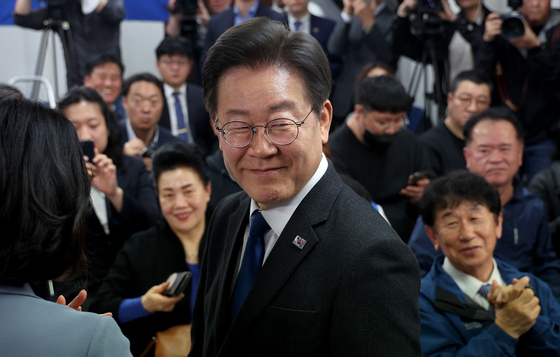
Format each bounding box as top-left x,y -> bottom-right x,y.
246,167 -> 283,176
460,246 -> 480,254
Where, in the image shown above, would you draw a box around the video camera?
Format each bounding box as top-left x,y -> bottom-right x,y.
501,0 -> 525,39
173,0 -> 199,17
44,0 -> 69,22
409,0 -> 445,38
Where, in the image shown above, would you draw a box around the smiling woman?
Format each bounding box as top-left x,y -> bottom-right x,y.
90,142 -> 211,356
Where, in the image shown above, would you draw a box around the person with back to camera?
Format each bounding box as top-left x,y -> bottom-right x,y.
0,96 -> 132,357
57,86 -> 159,301
90,142 -> 211,356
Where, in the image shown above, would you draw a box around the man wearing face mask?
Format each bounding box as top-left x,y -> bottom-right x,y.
329,75 -> 431,242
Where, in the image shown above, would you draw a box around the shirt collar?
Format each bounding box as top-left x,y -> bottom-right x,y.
125,118 -> 160,149
442,257 -> 506,301
164,82 -> 187,99
374,2 -> 385,16
250,154 -> 328,238
234,1 -> 260,21
287,12 -> 310,29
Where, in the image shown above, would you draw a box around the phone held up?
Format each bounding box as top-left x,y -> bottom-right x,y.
162,271 -> 193,297
81,140 -> 95,163
406,170 -> 431,187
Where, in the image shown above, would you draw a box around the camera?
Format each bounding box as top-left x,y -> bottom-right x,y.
173,0 -> 198,17
501,0 -> 525,40
45,0 -> 69,22
409,0 -> 445,38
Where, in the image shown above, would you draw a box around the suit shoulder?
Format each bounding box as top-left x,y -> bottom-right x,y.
312,14 -> 336,29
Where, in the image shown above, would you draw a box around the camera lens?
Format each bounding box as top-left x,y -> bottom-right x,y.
501,13 -> 525,40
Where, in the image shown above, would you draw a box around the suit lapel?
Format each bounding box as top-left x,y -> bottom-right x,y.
220,164 -> 343,349
214,195 -> 251,340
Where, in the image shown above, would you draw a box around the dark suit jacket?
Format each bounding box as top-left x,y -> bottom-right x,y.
282,14 -> 336,49
159,84 -> 217,157
90,222 -> 201,356
61,156 -> 160,301
118,119 -> 180,153
190,163 -> 421,356
202,4 -> 284,63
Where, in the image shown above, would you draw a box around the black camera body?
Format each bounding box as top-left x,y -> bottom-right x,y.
409,0 -> 445,38
417,0 -> 443,15
501,0 -> 525,39
174,0 -> 198,17
45,0 -> 69,22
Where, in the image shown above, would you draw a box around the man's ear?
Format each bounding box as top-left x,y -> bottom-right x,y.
319,100 -> 333,144
425,225 -> 440,251
84,75 -> 91,87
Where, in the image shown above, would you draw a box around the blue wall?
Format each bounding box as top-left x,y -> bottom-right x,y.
0,0 -> 170,25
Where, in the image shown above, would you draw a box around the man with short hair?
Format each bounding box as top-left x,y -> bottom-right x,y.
329,75 -> 431,241
409,108 -> 560,300
190,18 -> 421,356
478,0 -> 560,182
120,73 -> 180,172
419,170 -> 560,356
419,70 -> 491,177
156,37 -> 217,157
84,54 -> 125,119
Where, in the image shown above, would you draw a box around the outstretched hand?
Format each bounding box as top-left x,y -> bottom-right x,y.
56,290 -> 113,317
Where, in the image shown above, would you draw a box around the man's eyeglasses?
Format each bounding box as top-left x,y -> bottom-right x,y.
160,59 -> 190,67
453,95 -> 491,110
215,108 -> 314,148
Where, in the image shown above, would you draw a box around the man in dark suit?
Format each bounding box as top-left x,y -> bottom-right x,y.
190,17 -> 421,356
201,0 -> 284,63
121,73 -> 180,173
327,0 -> 394,126
156,37 -> 217,157
283,0 -> 341,77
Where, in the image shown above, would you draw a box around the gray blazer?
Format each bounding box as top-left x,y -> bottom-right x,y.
0,283 -> 132,357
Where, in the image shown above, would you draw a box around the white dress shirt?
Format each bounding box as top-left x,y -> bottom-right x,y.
235,154 -> 329,276
163,82 -> 194,143
287,12 -> 311,34
90,187 -> 110,235
443,257 -> 507,310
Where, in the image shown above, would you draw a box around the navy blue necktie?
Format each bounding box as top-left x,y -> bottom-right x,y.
172,91 -> 189,142
478,284 -> 492,299
294,21 -> 301,32
231,211 -> 269,323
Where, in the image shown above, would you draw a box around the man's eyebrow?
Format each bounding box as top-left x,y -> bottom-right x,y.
225,109 -> 249,116
268,102 -> 295,112
224,102 -> 296,117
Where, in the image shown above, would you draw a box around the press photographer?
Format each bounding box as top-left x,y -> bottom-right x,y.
392,0 -> 489,125
165,0 -> 230,83
476,0 -> 560,182
14,0 -> 125,89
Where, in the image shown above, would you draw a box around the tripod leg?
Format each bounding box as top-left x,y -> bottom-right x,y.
31,28 -> 51,100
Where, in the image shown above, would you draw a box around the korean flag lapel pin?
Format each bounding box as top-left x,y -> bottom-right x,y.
292,235 -> 307,250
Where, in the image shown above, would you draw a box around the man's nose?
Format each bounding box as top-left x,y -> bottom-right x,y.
458,222 -> 476,240
248,127 -> 277,157
78,127 -> 93,141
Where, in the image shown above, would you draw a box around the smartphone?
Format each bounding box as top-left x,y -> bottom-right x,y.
407,170 -> 431,186
81,140 -> 95,163
162,271 -> 192,297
